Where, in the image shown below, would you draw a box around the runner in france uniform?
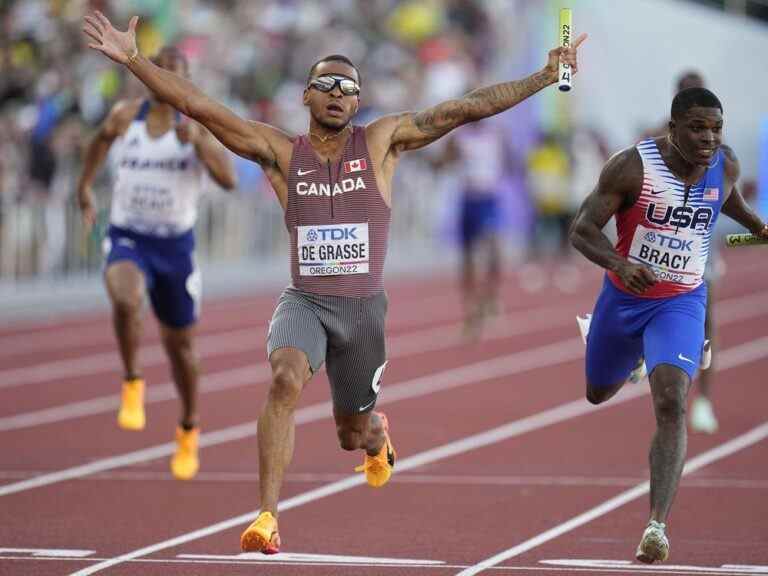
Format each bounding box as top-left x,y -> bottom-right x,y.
84,8 -> 585,553
268,126 -> 390,414
76,46 -> 236,482
570,87 -> 768,564
105,100 -> 203,328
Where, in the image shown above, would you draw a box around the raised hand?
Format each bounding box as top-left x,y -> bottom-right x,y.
544,32 -> 588,84
83,11 -> 139,65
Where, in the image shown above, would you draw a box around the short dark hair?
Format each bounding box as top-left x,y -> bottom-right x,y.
671,87 -> 722,120
307,54 -> 361,85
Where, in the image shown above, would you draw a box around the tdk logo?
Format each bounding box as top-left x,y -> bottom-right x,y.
646,203 -> 713,230
306,227 -> 358,242
645,231 -> 693,251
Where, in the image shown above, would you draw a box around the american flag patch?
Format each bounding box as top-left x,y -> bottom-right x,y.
343,158 -> 367,173
703,187 -> 719,201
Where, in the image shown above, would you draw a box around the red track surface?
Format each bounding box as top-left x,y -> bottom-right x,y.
1,252 -> 767,575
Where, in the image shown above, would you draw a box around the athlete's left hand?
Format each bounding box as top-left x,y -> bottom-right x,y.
757,223 -> 768,240
544,32 -> 588,84
176,120 -> 202,145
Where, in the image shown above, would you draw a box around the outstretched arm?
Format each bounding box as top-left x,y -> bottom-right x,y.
83,11 -> 290,168
372,34 -> 587,153
569,148 -> 658,294
719,145 -> 768,237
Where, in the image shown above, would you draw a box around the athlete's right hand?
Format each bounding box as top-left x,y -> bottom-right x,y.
615,261 -> 657,294
83,11 -> 139,66
78,188 -> 97,232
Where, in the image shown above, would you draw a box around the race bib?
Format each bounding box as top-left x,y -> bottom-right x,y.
298,223 -> 369,276
123,183 -> 176,218
628,225 -> 706,285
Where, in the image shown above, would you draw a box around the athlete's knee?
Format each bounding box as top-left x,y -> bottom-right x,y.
586,385 -> 611,405
269,363 -> 304,408
336,423 -> 365,451
650,368 -> 688,423
161,327 -> 194,358
111,293 -> 142,317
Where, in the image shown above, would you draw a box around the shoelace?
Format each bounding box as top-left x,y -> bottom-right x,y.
355,443 -> 389,472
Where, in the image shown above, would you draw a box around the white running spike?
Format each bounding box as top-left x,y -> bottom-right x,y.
576,314 -> 592,345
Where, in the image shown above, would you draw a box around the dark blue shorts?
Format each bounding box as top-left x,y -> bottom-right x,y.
586,276 -> 707,386
460,195 -> 500,247
104,225 -> 200,328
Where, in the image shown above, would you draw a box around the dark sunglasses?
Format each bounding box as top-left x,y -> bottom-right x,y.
308,74 -> 360,96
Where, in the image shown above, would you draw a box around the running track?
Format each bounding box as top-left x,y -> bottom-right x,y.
1,252 -> 767,575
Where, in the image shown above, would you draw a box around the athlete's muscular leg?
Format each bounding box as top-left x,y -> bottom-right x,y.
105,261 -> 145,380
259,347 -> 312,515
648,363 -> 692,523
334,410 -> 386,456
159,323 -> 199,428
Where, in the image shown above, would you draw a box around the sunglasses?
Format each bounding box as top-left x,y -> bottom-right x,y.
308,74 -> 360,96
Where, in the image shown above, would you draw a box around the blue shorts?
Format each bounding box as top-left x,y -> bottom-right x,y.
104,225 -> 200,328
586,276 -> 707,386
460,195 -> 500,247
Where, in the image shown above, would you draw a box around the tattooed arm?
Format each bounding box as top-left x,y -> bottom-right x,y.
367,34 -> 587,155
569,147 -> 658,294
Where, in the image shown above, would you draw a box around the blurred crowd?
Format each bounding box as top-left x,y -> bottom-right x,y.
0,0 -> 608,283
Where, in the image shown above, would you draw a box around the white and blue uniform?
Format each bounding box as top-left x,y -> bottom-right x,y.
587,140 -> 726,384
104,101 -> 203,327
455,123 -> 504,247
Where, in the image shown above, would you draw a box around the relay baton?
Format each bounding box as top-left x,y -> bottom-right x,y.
558,8 -> 573,92
725,233 -> 768,247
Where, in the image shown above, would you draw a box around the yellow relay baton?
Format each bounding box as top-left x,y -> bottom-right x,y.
724,233 -> 768,247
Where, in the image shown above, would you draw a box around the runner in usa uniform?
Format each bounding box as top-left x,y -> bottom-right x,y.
83,10 -> 585,553
76,47 -> 236,481
570,87 -> 768,564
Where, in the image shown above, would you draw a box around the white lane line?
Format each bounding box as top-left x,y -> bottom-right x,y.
2,283 -> 764,392
0,327 -> 261,390
0,295 -> 584,390
0,548 -> 95,558
3,333 -> 768,499
5,468 -> 768,491
3,555 -> 764,574
68,378 -> 654,575
541,559 -> 768,574
455,424 -> 768,576
0,301 -> 583,431
60,334 -> 768,575
4,282 -> 764,432
0,284 -> 454,355
0,285 -> 462,361
177,551 -> 445,565
0,363 -> 270,432
0,338 -> 584,497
